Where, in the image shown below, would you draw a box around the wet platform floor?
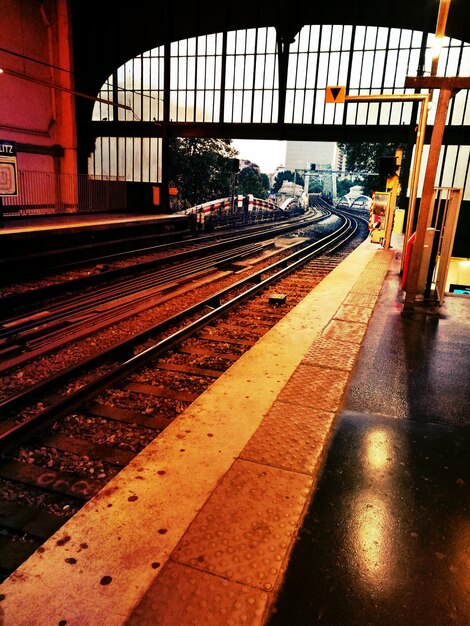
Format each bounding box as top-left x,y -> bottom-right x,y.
269,259 -> 470,626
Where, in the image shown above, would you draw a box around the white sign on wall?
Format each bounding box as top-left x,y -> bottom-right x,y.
0,140 -> 19,196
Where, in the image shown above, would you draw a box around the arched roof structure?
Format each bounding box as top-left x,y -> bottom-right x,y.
337,195 -> 372,209
68,0 -> 470,255
71,0 -> 469,99
70,0 -> 470,150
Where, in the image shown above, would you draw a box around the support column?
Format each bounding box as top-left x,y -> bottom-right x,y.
275,19 -> 302,127
402,76 -> 470,309
403,88 -> 452,308
276,35 -> 290,127
160,41 -> 171,214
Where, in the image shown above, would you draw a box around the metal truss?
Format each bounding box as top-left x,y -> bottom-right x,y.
86,23 -> 470,205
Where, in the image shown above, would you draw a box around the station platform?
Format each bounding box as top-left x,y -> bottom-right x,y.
0,212 -> 190,273
0,236 -> 469,625
0,212 -> 182,235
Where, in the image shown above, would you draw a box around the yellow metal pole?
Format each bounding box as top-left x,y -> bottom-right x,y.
403,86 -> 454,308
431,0 -> 451,78
402,94 -> 430,272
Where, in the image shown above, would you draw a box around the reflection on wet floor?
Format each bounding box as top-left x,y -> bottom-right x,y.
269,412 -> 470,626
268,261 -> 470,626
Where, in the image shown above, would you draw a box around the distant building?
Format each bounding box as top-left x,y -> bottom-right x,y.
277,180 -> 303,204
284,142 -> 348,201
285,141 -> 338,172
336,184 -> 372,210
273,165 -> 287,176
270,165 -> 287,186
335,144 -> 346,172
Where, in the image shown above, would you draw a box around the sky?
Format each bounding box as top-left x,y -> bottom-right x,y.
231,139 -> 286,174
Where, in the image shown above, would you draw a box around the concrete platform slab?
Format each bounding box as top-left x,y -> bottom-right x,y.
240,404 -> 335,475
127,560 -> 269,626
172,458 -> 312,590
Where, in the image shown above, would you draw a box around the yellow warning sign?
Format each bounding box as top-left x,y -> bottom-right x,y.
325,85 -> 346,103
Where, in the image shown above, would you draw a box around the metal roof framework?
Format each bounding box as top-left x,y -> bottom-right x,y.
68,0 -> 470,214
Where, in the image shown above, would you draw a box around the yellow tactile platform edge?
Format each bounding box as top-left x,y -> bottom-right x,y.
0,241 -> 393,626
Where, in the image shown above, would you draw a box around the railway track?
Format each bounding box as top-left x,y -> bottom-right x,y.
0,207 -> 368,581
0,211 -> 333,376
1,209 -> 326,292
0,239 -> 275,371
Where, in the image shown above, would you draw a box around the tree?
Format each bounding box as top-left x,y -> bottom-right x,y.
337,142 -> 397,197
238,166 -> 268,198
271,170 -> 304,194
260,173 -> 270,194
169,138 -> 237,209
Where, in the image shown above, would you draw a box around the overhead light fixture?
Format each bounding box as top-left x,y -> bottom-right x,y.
431,0 -> 451,75
431,35 -> 444,61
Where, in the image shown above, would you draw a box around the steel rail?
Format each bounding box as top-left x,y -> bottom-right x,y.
0,211 -> 327,310
0,241 -> 269,343
0,211 -> 352,411
0,211 -> 358,453
3,243 -> 272,356
0,213 -> 332,359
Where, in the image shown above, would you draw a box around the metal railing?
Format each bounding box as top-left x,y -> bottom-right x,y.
1,170 -> 127,216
